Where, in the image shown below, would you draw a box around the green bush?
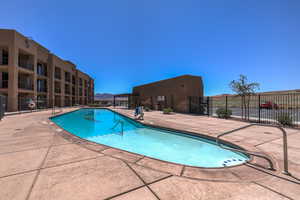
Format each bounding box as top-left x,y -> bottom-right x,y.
163,107 -> 173,114
144,106 -> 151,112
277,113 -> 293,126
216,108 -> 232,119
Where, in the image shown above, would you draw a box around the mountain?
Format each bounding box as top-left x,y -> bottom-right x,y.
94,93 -> 114,100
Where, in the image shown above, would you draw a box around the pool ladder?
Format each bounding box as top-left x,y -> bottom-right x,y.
112,120 -> 124,135
216,123 -> 290,175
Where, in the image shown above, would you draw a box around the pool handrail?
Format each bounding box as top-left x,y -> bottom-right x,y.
216,123 -> 290,175
112,120 -> 124,135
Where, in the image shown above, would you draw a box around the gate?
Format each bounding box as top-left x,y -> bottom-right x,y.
189,96 -> 210,115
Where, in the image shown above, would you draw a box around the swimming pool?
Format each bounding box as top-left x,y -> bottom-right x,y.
51,108 -> 249,168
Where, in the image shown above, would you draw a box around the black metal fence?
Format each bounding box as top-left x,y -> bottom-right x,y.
0,97 -> 90,114
189,96 -> 211,115
188,93 -> 300,126
0,95 -> 5,120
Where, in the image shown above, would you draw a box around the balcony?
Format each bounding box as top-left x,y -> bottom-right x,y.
1,48 -> 8,65
37,63 -> 47,77
18,80 -> 34,90
18,53 -> 34,71
65,72 -> 71,82
37,87 -> 47,93
55,72 -> 61,80
0,80 -> 8,89
64,97 -> 71,106
55,81 -> 61,93
55,87 -> 61,94
37,79 -> 47,92
55,67 -> 61,80
19,61 -> 34,71
65,85 -> 71,95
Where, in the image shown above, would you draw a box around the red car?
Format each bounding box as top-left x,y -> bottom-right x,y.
260,101 -> 278,109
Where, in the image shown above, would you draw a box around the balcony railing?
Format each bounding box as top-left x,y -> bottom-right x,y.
19,61 -> 34,71
65,73 -> 71,82
1,58 -> 8,65
55,87 -> 61,93
37,87 -> 47,93
55,73 -> 61,80
0,80 -> 8,89
18,80 -> 33,90
37,64 -> 47,77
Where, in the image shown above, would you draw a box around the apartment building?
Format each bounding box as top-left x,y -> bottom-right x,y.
0,29 -> 94,112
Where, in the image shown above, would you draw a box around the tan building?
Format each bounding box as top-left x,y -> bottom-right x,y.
0,29 -> 94,112
132,75 -> 203,112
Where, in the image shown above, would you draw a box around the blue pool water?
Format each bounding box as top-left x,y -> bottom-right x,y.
51,109 -> 249,168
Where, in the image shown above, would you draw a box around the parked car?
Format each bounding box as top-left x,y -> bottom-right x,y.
260,101 -> 278,109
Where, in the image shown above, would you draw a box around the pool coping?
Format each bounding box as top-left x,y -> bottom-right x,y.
48,107 -> 281,182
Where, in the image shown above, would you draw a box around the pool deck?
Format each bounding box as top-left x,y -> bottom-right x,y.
0,107 -> 299,200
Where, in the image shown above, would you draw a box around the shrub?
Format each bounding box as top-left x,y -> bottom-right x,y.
163,107 -> 173,114
144,106 -> 151,112
216,108 -> 232,119
277,113 -> 293,126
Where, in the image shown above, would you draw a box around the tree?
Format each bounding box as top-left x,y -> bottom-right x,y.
229,75 -> 260,120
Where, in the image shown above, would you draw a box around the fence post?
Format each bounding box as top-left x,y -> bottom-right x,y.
113,96 -> 116,108
207,97 -> 210,116
0,95 -> 4,120
258,94 -> 261,123
127,95 -> 131,109
225,96 -> 228,113
198,97 -> 201,114
189,96 -> 191,113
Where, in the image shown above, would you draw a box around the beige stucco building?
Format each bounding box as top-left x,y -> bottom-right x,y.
132,75 -> 203,112
0,29 -> 94,112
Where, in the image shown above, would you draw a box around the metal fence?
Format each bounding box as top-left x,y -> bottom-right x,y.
188,93 -> 300,126
1,97 -> 90,114
188,96 -> 211,115
0,95 -> 5,120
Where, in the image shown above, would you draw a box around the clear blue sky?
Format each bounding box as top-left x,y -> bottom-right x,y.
1,0 -> 299,95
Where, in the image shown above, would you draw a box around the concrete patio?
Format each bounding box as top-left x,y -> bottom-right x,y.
0,107 -> 299,200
